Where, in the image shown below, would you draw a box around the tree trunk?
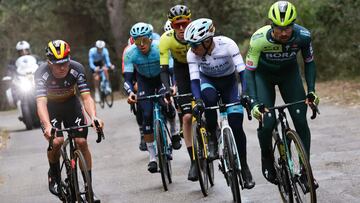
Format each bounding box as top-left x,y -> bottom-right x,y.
106,0 -> 128,58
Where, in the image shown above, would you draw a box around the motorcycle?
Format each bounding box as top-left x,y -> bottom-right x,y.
2,55 -> 41,130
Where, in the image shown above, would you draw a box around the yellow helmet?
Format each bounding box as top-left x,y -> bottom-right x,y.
268,1 -> 297,26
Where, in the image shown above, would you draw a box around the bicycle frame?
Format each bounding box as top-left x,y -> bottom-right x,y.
191,100 -> 209,160
206,101 -> 242,174
152,99 -> 170,153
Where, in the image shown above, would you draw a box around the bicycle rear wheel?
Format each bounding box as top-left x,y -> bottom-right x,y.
223,128 -> 241,203
192,123 -> 209,196
105,91 -> 114,107
272,131 -> 293,202
73,150 -> 94,203
155,120 -> 171,191
286,129 -> 317,203
99,91 -> 105,109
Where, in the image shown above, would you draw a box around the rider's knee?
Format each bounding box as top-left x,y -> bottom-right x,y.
75,138 -> 88,149
182,113 -> 192,124
52,137 -> 64,149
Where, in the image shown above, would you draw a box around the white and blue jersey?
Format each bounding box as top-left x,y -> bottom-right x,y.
88,47 -> 112,71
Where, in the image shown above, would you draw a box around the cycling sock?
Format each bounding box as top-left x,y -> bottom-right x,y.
169,118 -> 177,135
147,142 -> 156,162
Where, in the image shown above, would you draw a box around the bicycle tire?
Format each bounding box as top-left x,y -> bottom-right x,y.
99,91 -> 105,109
164,125 -> 173,184
73,150 -> 94,203
272,131 -> 293,202
59,139 -> 75,203
192,123 -> 209,196
105,91 -> 114,108
286,129 -> 317,203
155,120 -> 170,191
223,128 -> 241,203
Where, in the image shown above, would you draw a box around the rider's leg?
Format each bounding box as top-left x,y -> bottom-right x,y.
93,73 -> 100,102
255,72 -> 278,184
279,66 -> 311,158
200,76 -> 219,160
141,100 -> 157,173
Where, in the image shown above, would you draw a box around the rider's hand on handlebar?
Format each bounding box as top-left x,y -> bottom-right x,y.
251,104 -> 263,121
164,90 -> 172,104
127,92 -> 137,104
110,64 -> 115,70
95,66 -> 101,73
92,117 -> 104,131
43,124 -> 53,141
306,91 -> 320,106
192,99 -> 205,117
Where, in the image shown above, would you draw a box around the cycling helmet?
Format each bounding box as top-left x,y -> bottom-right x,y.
164,20 -> 172,32
148,24 -> 154,31
16,40 -> 30,51
268,1 -> 297,26
45,40 -> 70,64
168,5 -> 191,22
95,40 -> 106,49
184,18 -> 215,44
130,22 -> 153,39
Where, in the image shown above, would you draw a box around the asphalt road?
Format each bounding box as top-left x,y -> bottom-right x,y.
0,98 -> 359,203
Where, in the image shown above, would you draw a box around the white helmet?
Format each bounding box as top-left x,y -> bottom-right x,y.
184,18 -> 215,44
95,40 -> 106,49
148,24 -> 154,32
164,20 -> 172,32
16,41 -> 30,51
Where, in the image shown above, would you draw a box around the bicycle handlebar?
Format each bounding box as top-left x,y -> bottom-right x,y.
46,120 -> 104,151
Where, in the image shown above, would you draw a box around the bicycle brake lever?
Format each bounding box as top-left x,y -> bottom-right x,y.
94,120 -> 105,143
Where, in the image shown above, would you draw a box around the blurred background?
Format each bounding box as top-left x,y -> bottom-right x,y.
0,0 -> 359,110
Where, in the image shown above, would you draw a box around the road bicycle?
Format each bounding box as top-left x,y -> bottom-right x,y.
175,93 -> 215,197
98,68 -> 114,109
205,97 -> 251,203
47,120 -> 104,203
137,94 -> 173,191
259,100 -> 319,203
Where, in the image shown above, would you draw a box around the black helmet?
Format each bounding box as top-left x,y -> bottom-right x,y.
168,5 -> 191,22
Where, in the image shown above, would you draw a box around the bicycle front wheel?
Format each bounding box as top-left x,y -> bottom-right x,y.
192,123 -> 209,196
272,131 -> 293,202
73,150 -> 94,203
223,128 -> 241,203
286,129 -> 317,203
155,120 -> 171,191
59,139 -> 75,202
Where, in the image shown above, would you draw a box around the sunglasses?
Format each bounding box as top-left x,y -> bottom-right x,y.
171,21 -> 190,30
134,37 -> 151,46
189,37 -> 212,49
272,24 -> 294,31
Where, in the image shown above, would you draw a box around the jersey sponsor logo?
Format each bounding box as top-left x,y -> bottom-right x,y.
42,72 -> 49,81
78,73 -> 86,83
51,80 -> 57,85
300,30 -> 311,37
70,69 -> 78,77
64,80 -> 71,87
251,33 -> 264,40
232,52 -> 240,57
265,51 -> 297,59
263,46 -> 281,52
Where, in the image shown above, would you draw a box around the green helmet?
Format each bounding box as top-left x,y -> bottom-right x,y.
268,1 -> 297,26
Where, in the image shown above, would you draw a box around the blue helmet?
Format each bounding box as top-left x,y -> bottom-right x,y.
130,22 -> 152,39
184,18 -> 215,44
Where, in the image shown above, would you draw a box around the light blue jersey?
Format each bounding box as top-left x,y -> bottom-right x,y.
123,40 -> 161,78
88,47 -> 112,70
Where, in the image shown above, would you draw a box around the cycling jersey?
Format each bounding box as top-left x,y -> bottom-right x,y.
187,36 -> 246,99
123,40 -> 161,93
152,32 -> 161,40
246,24 -> 314,72
88,47 -> 112,71
35,60 -> 90,102
159,29 -> 190,64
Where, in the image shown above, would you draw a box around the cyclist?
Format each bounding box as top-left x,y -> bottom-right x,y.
123,22 -> 180,173
35,40 -> 104,201
122,36 -> 147,151
88,40 -> 115,102
184,18 -> 255,189
159,4 -> 196,181
245,1 -> 319,186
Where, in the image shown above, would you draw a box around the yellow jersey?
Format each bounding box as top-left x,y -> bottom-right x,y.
159,30 -> 190,65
